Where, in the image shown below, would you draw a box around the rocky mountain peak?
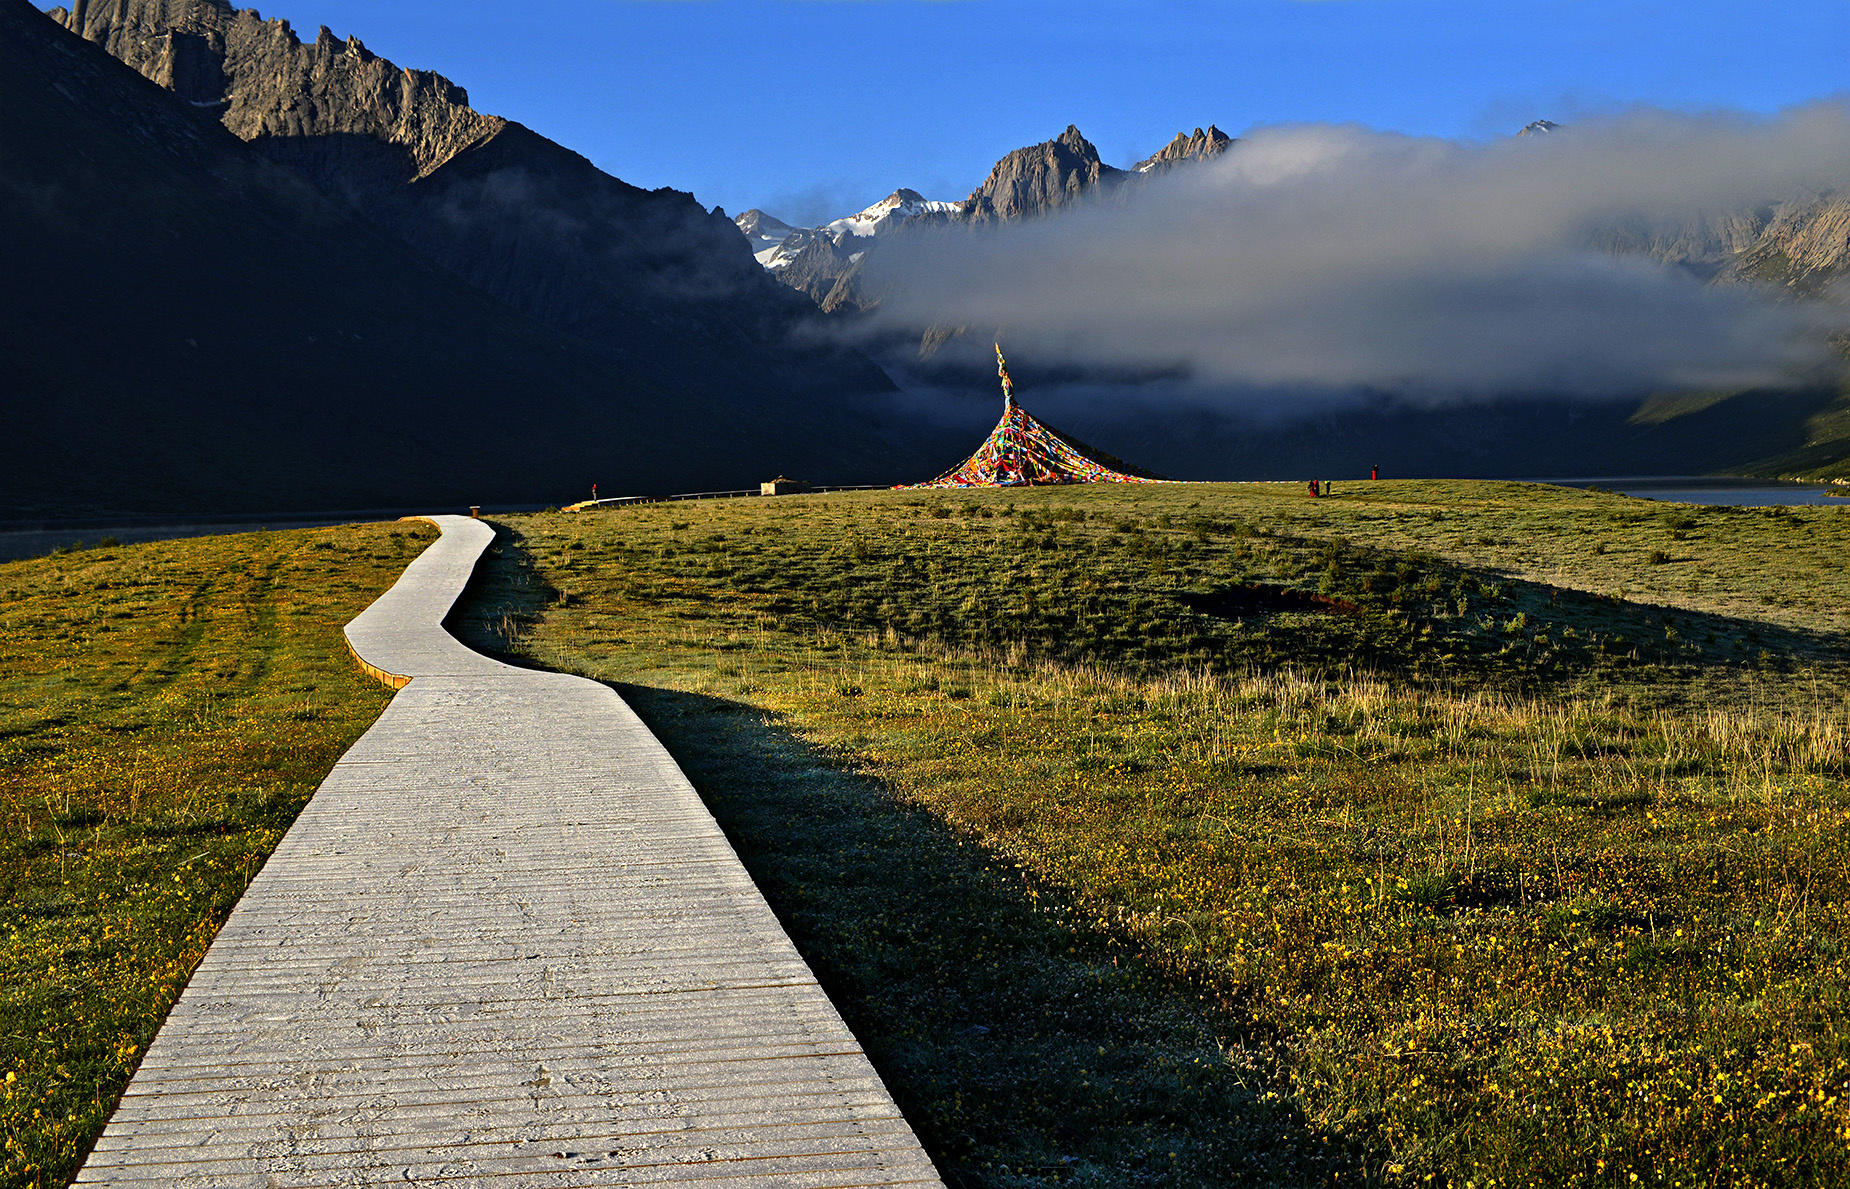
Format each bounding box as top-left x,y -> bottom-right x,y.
735,208 -> 794,237
311,24 -> 371,61
828,188 -> 958,237
736,185 -> 959,310
961,123 -> 1123,222
1134,123 -> 1235,174
735,208 -> 798,257
50,0 -> 498,192
1518,119 -> 1561,137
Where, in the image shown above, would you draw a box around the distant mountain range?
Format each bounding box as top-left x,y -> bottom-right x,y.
740,190 -> 960,313
45,0 -> 901,403
736,124 -> 1232,312
15,0 -> 1850,512
4,0 -> 933,516
1522,119 -> 1850,292
726,116 -> 1850,481
738,113 -> 1850,309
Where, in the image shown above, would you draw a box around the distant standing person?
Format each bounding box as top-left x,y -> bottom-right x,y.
1371,465 -> 1379,481
1308,479 -> 1320,498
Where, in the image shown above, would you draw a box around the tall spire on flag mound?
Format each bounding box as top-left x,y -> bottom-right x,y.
907,345 -> 1164,488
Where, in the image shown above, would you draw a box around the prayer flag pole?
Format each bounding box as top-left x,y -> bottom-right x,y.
901,344 -> 1163,488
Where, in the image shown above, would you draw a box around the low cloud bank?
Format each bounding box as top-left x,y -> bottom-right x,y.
859,105 -> 1850,402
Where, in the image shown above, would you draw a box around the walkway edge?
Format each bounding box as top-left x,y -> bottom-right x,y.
77,513 -> 946,1187
342,516 -> 444,690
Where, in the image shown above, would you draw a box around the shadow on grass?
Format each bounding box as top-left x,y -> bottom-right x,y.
451,523 -> 1360,1186
1155,548 -> 1850,706
1212,530 -> 1850,695
1485,567 -> 1850,671
443,521 -> 559,665
619,682 -> 1357,1188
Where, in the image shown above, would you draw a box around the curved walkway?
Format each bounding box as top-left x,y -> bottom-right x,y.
77,516 -> 942,1188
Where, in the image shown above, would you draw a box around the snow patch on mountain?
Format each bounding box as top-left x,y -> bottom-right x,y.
736,208 -> 798,256
822,189 -> 961,240
735,188 -> 957,273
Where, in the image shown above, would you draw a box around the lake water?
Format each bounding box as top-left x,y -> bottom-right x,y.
0,518 -> 378,564
1550,477 -> 1849,508
0,503 -> 557,563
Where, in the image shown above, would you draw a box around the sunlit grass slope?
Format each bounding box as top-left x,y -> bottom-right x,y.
481,480 -> 1850,1189
0,522 -> 433,1188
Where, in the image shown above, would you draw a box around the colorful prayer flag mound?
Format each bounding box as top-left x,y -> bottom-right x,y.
907,346 -> 1165,489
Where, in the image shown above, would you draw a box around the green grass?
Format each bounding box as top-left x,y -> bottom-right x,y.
0,522 -> 434,1188
10,482 -> 1848,1187
466,480 -> 1850,1188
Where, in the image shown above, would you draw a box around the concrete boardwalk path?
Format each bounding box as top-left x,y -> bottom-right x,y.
77,516 -> 943,1188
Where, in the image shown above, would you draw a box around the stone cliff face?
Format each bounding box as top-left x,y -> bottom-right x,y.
773,232 -> 865,312
1729,195 -> 1850,292
960,124 -> 1124,222
738,189 -> 960,314
49,0 -> 499,197
52,0 -> 894,407
1514,118 -> 1850,293
1133,125 -> 1233,174
1588,192 -> 1850,294
1592,209 -> 1774,282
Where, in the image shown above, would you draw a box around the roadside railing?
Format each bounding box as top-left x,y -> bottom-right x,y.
563,484 -> 890,512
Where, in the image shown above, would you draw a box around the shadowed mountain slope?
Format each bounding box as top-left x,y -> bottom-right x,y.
1,1 -> 908,518
50,0 -> 896,406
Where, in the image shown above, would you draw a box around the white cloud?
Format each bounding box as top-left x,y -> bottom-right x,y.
857,104 -> 1850,403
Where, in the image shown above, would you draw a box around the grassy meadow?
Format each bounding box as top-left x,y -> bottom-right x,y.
0,522 -> 434,1188
4,480 -> 1846,1188
460,480 -> 1850,1188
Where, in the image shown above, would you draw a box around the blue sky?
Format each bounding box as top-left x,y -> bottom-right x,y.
242,0 -> 1850,225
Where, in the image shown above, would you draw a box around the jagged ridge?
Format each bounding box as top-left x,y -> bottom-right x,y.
52,0 -> 896,408
1134,125 -> 1233,174
742,123 -> 1230,313
960,124 -> 1124,222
